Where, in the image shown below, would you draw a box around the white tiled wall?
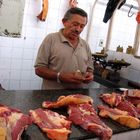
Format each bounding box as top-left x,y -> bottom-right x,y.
0,0 -> 140,90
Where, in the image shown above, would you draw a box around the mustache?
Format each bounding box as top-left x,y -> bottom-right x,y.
72,30 -> 80,35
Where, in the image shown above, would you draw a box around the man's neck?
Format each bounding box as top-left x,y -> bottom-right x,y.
69,39 -> 79,48
62,29 -> 79,48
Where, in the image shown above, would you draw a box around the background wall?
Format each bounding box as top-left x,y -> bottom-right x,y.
0,0 -> 140,90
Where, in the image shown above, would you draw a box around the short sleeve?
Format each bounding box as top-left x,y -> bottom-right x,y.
34,34 -> 52,68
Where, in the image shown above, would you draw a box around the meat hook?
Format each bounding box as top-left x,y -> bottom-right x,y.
128,5 -> 134,17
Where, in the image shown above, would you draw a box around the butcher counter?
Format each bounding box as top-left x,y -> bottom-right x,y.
0,88 -> 139,140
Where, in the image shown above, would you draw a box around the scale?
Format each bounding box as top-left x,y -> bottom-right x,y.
92,53 -> 131,81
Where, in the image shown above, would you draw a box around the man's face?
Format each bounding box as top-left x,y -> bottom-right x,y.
63,14 -> 87,40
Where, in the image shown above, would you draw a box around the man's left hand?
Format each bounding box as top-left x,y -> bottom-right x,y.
83,72 -> 94,83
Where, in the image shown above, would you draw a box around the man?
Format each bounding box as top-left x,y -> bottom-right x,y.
35,7 -> 94,90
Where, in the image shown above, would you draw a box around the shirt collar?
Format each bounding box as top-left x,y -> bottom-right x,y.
59,29 -> 68,43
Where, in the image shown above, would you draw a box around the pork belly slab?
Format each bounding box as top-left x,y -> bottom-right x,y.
0,104 -> 32,140
29,108 -> 71,140
42,94 -> 93,109
98,105 -> 140,129
68,103 -> 112,140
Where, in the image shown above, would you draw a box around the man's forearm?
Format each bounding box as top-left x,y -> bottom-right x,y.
35,66 -> 57,80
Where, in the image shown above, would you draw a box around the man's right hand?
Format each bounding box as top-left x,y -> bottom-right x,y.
59,72 -> 85,84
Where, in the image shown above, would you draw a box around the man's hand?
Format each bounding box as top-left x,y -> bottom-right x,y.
59,72 -> 85,84
83,72 -> 94,83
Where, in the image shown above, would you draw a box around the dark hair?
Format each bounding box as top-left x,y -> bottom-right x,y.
63,7 -> 88,21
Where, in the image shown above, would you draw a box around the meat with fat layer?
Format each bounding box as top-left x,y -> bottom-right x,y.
100,92 -> 140,118
100,92 -> 122,107
29,108 -> 71,140
42,94 -> 93,109
0,104 -> 32,140
0,117 -> 7,140
98,105 -> 140,129
68,103 -> 112,140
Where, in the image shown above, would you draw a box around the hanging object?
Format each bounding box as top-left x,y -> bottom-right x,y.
127,5 -> 134,17
69,0 -> 78,8
103,0 -> 126,23
136,11 -> 140,24
37,0 -> 48,21
0,0 -> 3,8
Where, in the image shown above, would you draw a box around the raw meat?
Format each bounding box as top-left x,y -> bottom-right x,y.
98,105 -> 140,129
124,89 -> 140,98
117,100 -> 139,118
100,92 -> 140,118
68,103 -> 112,140
100,92 -> 122,107
37,0 -> 48,21
0,104 -> 31,140
42,94 -> 93,109
29,108 -> 71,140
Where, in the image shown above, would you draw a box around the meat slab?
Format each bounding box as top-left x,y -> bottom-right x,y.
29,108 -> 71,140
124,89 -> 140,107
0,104 -> 31,140
124,89 -> 140,98
42,94 -> 93,109
100,92 -> 122,107
98,105 -> 140,129
37,0 -> 48,21
100,92 -> 140,118
68,103 -> 112,140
